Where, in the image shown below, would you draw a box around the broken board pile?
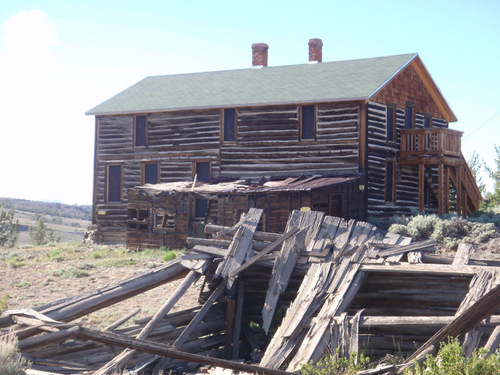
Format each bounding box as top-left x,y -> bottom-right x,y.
1,208 -> 500,375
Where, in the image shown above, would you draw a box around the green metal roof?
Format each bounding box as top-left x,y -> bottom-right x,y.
86,53 -> 418,115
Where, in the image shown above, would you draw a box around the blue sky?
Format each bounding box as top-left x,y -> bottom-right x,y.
0,0 -> 499,205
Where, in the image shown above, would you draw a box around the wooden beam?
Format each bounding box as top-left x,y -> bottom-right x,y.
77,326 -> 294,375
419,164 -> 425,213
404,276 -> 500,363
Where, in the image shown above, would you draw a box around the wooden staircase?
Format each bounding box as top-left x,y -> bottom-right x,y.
399,128 -> 481,216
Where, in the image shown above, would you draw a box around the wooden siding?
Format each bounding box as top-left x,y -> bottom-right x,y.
371,62 -> 448,121
95,110 -> 221,243
366,101 -> 449,219
220,103 -> 360,178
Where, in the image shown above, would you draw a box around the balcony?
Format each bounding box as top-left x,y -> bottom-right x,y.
400,128 -> 463,163
398,128 -> 481,216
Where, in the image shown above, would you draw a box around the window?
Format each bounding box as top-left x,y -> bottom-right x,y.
195,198 -> 208,218
385,161 -> 396,202
424,114 -> 432,129
153,210 -> 175,230
134,115 -> 147,147
222,108 -> 237,142
405,103 -> 415,129
387,105 -> 396,142
301,105 -> 316,140
193,161 -> 211,181
106,164 -> 122,202
142,162 -> 159,185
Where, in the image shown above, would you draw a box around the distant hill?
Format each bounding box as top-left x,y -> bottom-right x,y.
1,198 -> 92,245
1,197 -> 91,221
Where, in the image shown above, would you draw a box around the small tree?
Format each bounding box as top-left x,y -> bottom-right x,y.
485,145 -> 500,208
0,202 -> 19,248
468,151 -> 487,195
29,218 -> 59,245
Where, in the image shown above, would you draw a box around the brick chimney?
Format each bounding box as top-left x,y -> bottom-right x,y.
252,43 -> 269,67
308,38 -> 323,63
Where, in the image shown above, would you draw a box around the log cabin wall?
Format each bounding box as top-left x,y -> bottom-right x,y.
95,102 -> 362,244
220,103 -> 360,178
95,110 -> 221,244
366,101 -> 448,219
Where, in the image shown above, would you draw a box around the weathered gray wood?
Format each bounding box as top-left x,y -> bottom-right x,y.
18,326 -> 80,351
37,258 -> 187,323
376,239 -> 435,258
94,269 -> 202,375
214,208 -> 263,287
452,243 -> 473,266
76,326 -> 294,375
405,276 -> 500,364
227,227 -> 300,282
232,281 -> 245,360
484,325 -> 500,355
103,309 -> 141,331
359,263 -> 494,276
153,279 -> 227,374
261,224 -> 307,333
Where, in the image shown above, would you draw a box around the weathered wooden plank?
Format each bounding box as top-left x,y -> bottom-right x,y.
404,271 -> 500,365
452,243 -> 473,266
76,326 -> 294,375
94,269 -> 203,374
261,223 -> 307,333
153,279 -> 227,373
214,208 -> 263,288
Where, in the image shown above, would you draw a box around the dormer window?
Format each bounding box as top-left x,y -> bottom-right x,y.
300,105 -> 316,140
134,115 -> 147,147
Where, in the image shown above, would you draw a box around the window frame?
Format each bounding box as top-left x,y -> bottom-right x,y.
106,163 -> 123,203
141,161 -> 160,185
192,160 -> 212,181
221,108 -> 237,143
424,113 -> 433,129
387,104 -> 397,142
134,115 -> 148,147
300,104 -> 317,141
404,102 -> 415,129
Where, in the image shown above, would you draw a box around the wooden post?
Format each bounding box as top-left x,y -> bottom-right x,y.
419,164 -> 425,213
438,163 -> 444,215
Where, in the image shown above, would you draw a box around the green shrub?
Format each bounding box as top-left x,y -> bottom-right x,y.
301,350 -> 370,375
405,337 -> 500,375
0,329 -> 29,374
163,250 -> 178,262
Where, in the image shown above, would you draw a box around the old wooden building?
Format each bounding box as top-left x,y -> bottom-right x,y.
86,39 -> 481,246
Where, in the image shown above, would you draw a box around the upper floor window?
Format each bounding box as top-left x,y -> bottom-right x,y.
300,105 -> 316,140
142,162 -> 159,185
193,160 -> 211,181
106,164 -> 122,202
387,104 -> 396,142
222,108 -> 237,142
134,115 -> 147,147
405,103 -> 415,129
424,114 -> 433,128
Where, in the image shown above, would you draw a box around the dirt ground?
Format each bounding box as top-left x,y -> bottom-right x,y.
0,244 -> 203,329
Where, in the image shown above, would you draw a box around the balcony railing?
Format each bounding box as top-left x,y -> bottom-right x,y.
400,128 -> 463,158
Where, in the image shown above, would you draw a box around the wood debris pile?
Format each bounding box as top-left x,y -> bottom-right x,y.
1,208 -> 500,375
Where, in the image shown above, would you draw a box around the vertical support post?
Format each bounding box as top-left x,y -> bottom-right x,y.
456,165 -> 463,217
438,163 -> 444,216
444,166 -> 450,214
419,164 -> 425,213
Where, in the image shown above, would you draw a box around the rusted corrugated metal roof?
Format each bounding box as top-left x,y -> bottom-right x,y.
133,175 -> 360,197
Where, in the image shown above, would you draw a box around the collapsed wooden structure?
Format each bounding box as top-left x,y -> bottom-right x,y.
2,209 -> 500,374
